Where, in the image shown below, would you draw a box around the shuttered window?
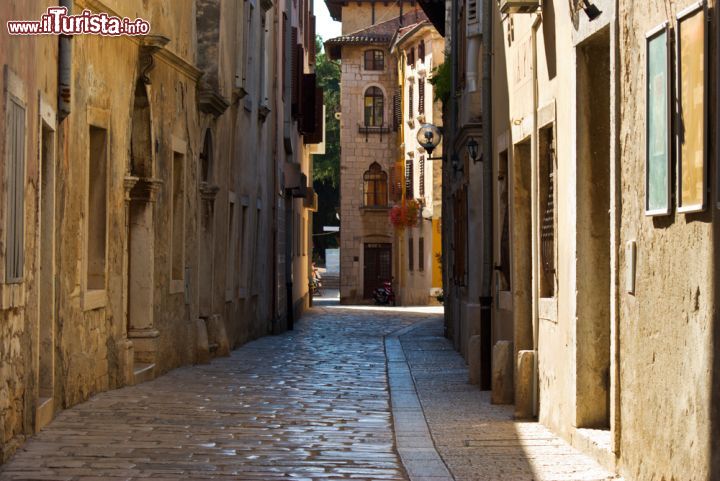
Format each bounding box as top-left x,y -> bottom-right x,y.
418,78 -> 425,116
405,156 -> 414,199
5,97 -> 25,283
408,237 -> 414,271
392,87 -> 401,131
419,155 -> 425,197
418,40 -> 425,62
418,237 -> 425,271
408,84 -> 413,120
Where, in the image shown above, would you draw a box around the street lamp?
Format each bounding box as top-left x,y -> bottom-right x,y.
467,137 -> 480,163
416,123 -> 443,158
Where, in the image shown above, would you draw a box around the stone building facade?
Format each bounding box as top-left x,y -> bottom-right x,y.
326,1 -> 438,304
0,0 -> 320,461
426,0 -> 720,478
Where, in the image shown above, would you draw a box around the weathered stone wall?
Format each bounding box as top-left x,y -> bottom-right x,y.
0,0 -> 304,463
0,1 -> 59,460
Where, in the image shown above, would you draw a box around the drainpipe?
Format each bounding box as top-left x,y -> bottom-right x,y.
58,0 -> 72,119
477,0 -> 493,390
446,0 -> 458,338
531,12 -> 542,418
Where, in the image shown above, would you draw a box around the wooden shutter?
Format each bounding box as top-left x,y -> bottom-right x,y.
304,87 -> 324,144
300,74 -> 316,134
6,98 -> 25,282
419,155 -> 425,197
390,163 -> 402,201
408,237 -> 414,271
291,27 -> 298,115
309,15 -> 316,65
418,78 -> 425,116
405,157 -> 414,199
282,13 -> 288,101
408,84 -> 413,120
393,87 -> 401,131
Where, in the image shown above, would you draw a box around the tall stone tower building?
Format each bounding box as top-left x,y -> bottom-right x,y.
325,0 -> 425,303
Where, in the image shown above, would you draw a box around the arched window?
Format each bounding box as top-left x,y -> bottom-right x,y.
364,49 -> 384,70
363,162 -> 388,207
364,87 -> 384,127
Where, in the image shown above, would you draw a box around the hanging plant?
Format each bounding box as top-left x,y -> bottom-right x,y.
389,199 -> 421,230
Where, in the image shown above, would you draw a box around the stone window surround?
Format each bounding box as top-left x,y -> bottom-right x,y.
82,107 -> 110,311
0,65 -> 27,309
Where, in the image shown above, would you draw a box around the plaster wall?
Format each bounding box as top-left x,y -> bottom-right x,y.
617,1 -> 718,479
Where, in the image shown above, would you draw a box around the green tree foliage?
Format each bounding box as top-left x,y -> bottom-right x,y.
428,58 -> 450,105
312,36 -> 341,261
313,36 -> 341,188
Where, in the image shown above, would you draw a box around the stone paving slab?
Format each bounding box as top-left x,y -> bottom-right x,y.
399,320 -> 621,481
0,306 -> 434,481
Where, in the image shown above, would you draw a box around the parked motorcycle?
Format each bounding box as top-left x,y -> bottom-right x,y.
372,280 -> 396,306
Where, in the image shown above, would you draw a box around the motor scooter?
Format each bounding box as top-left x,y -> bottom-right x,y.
372,280 -> 396,306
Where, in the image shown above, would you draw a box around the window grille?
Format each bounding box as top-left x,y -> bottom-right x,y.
541,170 -> 555,276
5,98 -> 25,282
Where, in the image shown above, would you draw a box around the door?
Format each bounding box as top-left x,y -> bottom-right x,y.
363,243 -> 392,298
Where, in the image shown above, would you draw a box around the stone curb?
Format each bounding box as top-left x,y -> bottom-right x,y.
385,321 -> 454,481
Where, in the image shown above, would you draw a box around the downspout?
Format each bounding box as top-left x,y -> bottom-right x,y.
478,0 -> 492,306
531,12 -> 542,418
58,0 -> 72,119
446,0 -> 459,337
477,0 -> 493,391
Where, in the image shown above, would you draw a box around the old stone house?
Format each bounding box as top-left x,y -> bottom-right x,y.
326,0 -> 440,304
426,0 -> 720,478
0,0 -> 320,462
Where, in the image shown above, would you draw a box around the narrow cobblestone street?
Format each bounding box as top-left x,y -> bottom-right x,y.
0,305 -> 615,481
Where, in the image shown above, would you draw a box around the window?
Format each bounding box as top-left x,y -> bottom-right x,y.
5,94 -> 25,283
418,40 -> 425,62
408,83 -> 413,119
453,187 -> 467,285
419,155 -> 425,197
364,49 -> 384,70
87,126 -> 108,291
539,126 -> 555,297
418,78 -> 425,116
363,162 -> 388,206
364,86 -> 384,127
237,0 -> 256,95
408,237 -> 414,271
418,237 -> 425,271
407,47 -> 415,66
171,150 -> 185,284
405,156 -> 414,199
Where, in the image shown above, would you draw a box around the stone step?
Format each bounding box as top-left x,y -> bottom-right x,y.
133,362 -> 155,385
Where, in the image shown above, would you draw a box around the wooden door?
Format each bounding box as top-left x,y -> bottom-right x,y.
363,243 -> 392,298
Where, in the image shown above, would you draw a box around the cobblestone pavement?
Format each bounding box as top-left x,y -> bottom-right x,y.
1,306 -> 620,481
0,306 -> 433,481
399,320 -> 619,481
